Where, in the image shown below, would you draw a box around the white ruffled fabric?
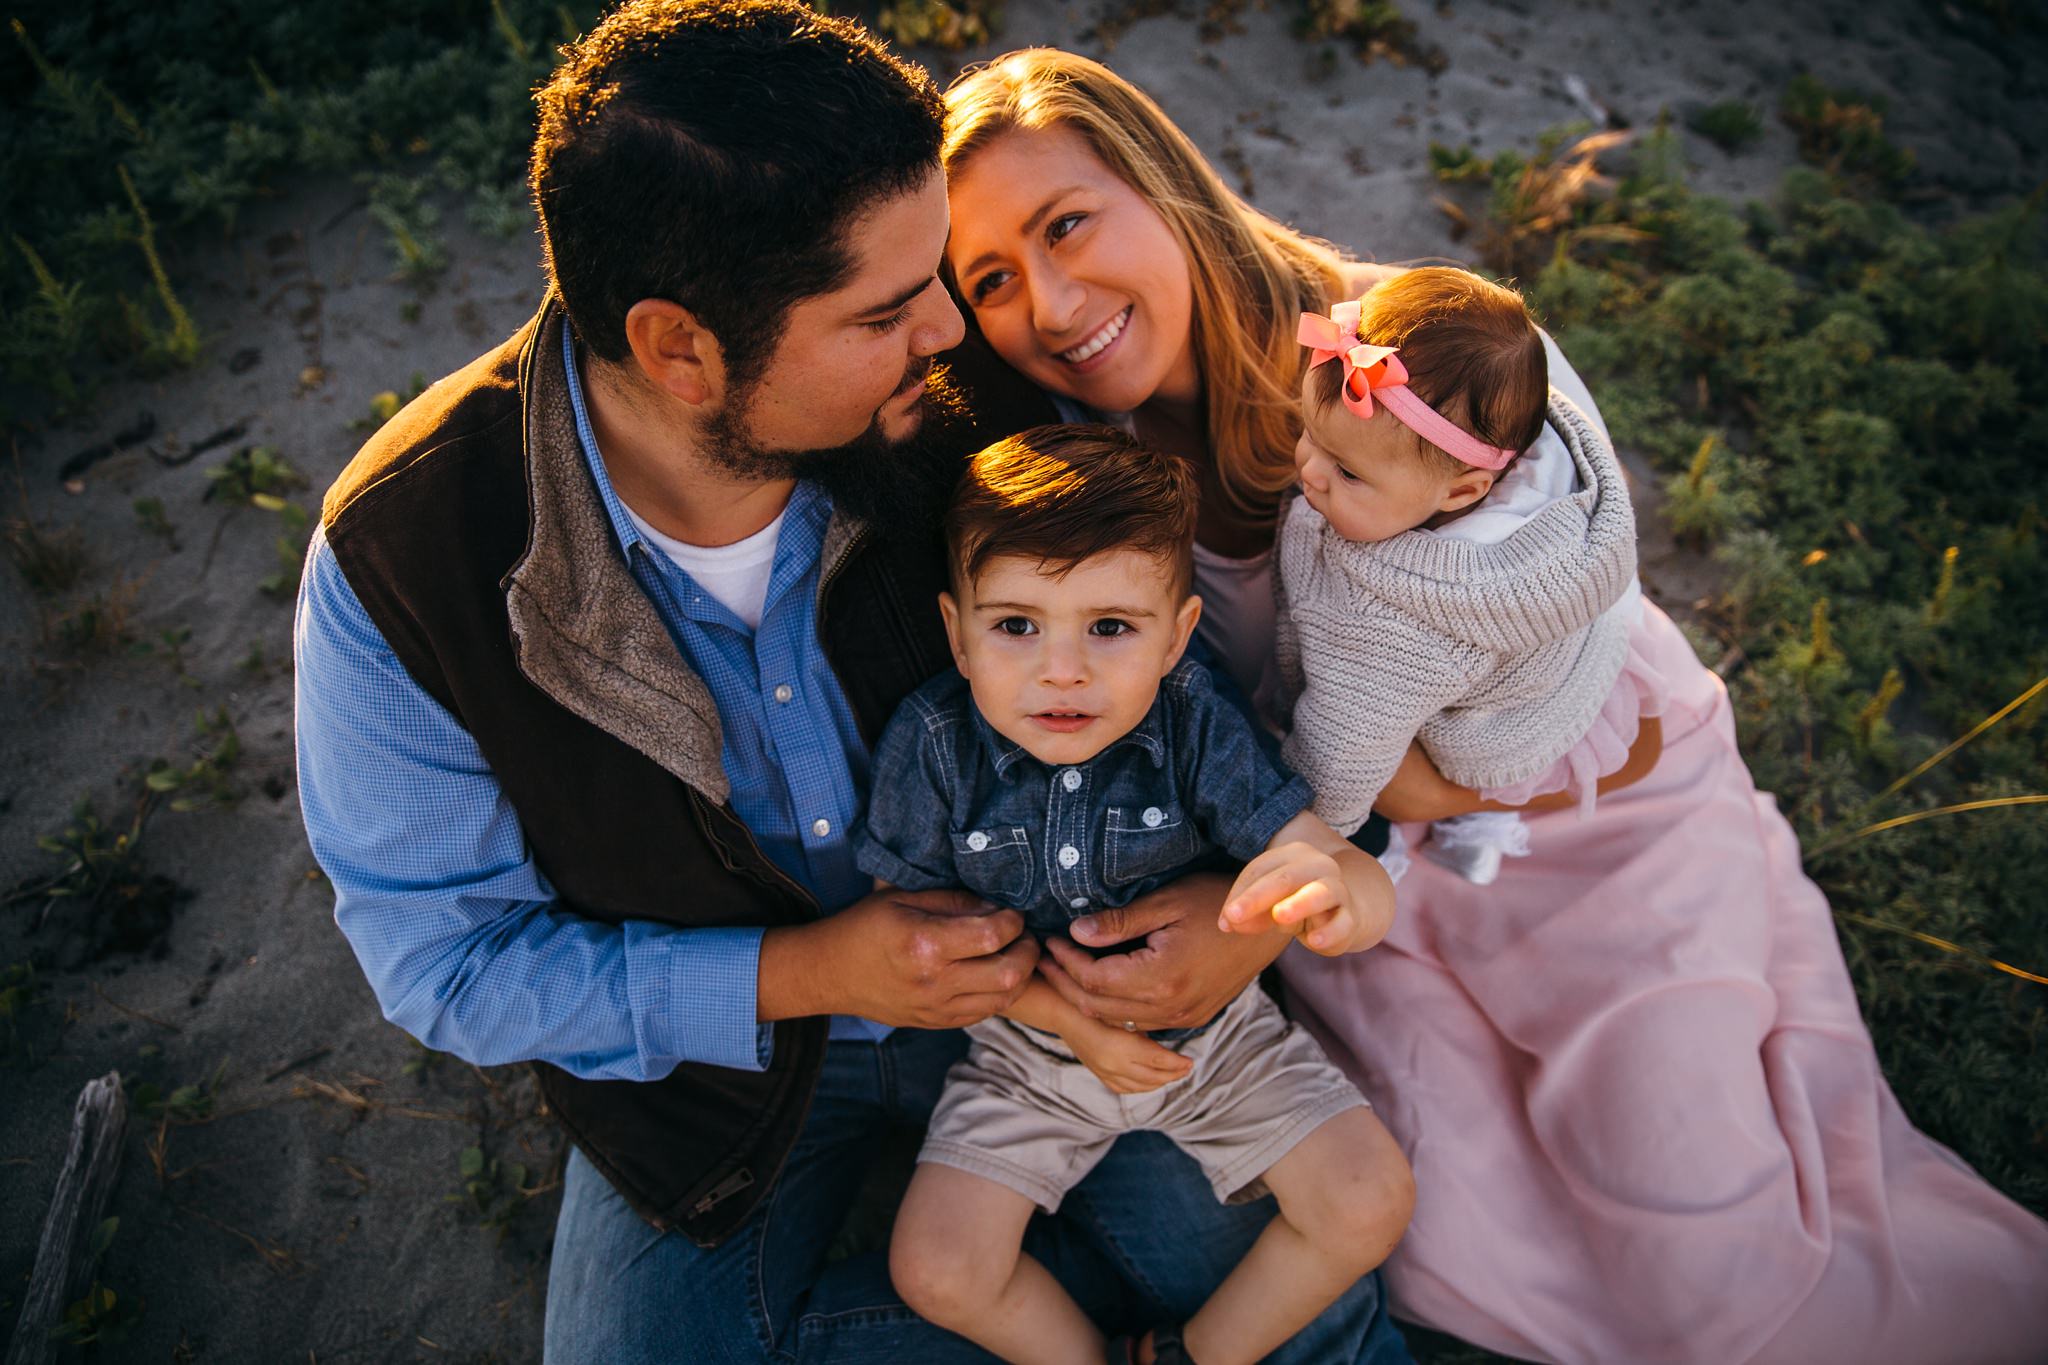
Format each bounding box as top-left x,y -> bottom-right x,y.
1479,614 -> 1671,818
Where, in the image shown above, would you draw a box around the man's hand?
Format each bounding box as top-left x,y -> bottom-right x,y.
1061,1017 -> 1192,1095
758,886 -> 1038,1028
1038,871 -> 1286,1033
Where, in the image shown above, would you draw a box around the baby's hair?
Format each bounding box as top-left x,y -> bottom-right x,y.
1310,267 -> 1548,477
946,424 -> 1199,597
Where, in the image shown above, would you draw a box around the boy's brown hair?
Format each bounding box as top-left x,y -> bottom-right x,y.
946,425 -> 1199,596
1309,267 -> 1548,477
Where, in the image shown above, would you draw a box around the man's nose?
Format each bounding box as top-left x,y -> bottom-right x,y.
1027,261 -> 1086,339
914,278 -> 966,355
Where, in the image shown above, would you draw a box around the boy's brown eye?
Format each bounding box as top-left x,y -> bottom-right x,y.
995,616 -> 1036,636
1090,619 -> 1133,637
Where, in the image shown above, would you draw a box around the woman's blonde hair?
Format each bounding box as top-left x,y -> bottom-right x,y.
942,49 -> 1349,513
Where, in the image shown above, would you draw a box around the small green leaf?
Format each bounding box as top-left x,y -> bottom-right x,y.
459,1145 -> 485,1178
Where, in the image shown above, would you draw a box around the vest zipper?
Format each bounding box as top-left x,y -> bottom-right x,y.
690,1166 -> 755,1217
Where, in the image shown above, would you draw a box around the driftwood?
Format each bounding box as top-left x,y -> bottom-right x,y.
5,1072 -> 126,1365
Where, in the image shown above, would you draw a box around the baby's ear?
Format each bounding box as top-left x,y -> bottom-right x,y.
1437,469 -> 1497,515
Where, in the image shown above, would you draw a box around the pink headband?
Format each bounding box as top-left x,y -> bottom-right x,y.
1298,303 -> 1520,471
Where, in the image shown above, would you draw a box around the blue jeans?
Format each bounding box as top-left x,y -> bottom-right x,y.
544,1027 -> 1409,1363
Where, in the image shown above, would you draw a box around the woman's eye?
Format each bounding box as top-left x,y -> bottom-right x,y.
1090,619 -> 1133,637
968,269 -> 1012,304
994,616 -> 1036,636
1047,212 -> 1085,245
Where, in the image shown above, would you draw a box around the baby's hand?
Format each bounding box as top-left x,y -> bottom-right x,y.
1218,840 -> 1372,955
1064,1018 -> 1193,1095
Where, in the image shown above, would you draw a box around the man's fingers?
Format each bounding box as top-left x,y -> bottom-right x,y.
943,932 -> 1040,997
919,905 -> 1026,960
893,886 -> 1000,917
1068,897 -> 1181,948
1041,937 -> 1164,1017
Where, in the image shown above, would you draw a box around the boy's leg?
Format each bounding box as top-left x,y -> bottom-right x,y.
1180,1107 -> 1414,1365
1062,1131 -> 1412,1365
891,1163 -> 1104,1365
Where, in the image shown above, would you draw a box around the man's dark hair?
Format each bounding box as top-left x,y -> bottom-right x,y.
530,0 -> 944,386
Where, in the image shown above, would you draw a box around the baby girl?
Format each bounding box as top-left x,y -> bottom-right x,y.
1262,267 -> 1661,886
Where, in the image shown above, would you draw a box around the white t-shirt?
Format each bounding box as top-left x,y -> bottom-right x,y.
625,504 -> 785,631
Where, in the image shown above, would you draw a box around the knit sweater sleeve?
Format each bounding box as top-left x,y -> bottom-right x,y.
1276,508 -> 1479,836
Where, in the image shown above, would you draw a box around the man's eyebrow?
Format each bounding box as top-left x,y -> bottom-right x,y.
954,186 -> 1087,280
850,273 -> 935,322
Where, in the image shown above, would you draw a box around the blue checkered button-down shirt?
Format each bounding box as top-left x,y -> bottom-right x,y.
294,328 -> 888,1082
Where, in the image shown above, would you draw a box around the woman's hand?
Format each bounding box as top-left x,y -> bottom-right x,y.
1375,719 -> 1665,823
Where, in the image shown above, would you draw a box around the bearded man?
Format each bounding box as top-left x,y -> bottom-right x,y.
293,2 -> 1405,1359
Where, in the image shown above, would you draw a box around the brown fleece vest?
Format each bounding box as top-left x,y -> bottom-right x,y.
319,298 -> 1051,1244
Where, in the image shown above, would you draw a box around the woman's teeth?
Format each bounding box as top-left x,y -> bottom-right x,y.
1060,308 -> 1129,363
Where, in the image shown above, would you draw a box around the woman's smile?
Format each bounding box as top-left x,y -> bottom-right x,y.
1057,306 -> 1132,370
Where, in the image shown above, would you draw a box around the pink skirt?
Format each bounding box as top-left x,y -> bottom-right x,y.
1282,601 -> 2048,1364
1480,622 -> 1671,817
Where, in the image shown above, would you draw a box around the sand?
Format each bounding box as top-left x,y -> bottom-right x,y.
2,0 -> 2040,1359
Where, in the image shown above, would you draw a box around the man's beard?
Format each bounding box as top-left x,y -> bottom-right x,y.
699,357 -> 969,531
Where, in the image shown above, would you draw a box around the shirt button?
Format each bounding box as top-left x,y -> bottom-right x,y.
1070,897 -> 1088,910
966,831 -> 990,852
1142,807 -> 1164,828
773,684 -> 793,704
811,818 -> 831,838
1057,845 -> 1080,868
1061,769 -> 1081,792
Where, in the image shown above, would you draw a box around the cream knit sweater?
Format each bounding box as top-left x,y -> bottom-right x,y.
1276,391 -> 1637,836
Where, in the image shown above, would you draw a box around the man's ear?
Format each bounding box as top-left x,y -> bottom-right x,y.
622,298 -> 722,407
1437,468 -> 1498,515
1162,592 -> 1204,673
938,590 -> 968,674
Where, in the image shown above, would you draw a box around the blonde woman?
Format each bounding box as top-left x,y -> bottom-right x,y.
938,48 -> 2048,1365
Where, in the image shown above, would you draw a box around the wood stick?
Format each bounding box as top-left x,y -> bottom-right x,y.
5,1072 -> 127,1365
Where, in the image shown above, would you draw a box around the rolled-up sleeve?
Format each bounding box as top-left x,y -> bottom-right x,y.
294,527 -> 773,1078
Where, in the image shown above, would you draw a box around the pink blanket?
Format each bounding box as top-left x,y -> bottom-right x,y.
1282,601 -> 2048,1364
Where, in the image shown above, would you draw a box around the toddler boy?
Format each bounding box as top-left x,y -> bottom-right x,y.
859,425 -> 1412,1365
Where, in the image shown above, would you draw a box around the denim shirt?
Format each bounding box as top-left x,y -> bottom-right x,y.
854,659 -> 1312,940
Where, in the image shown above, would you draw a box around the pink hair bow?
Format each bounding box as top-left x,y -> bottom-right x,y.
1297,305 -> 1520,471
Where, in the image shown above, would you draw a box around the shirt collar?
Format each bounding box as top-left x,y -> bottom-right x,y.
560,323 -> 834,592
974,688 -> 1171,781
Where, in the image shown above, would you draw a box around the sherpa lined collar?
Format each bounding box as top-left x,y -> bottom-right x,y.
500,298 -> 870,803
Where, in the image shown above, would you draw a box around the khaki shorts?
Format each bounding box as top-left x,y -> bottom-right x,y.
920,983 -> 1368,1212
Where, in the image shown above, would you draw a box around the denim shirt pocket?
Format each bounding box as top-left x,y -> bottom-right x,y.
1101,804 -> 1201,889
950,825 -> 1035,904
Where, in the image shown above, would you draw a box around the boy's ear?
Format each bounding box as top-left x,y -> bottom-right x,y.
1436,468 -> 1498,515
938,590 -> 968,673
1162,592 -> 1203,673
622,298 -> 722,407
